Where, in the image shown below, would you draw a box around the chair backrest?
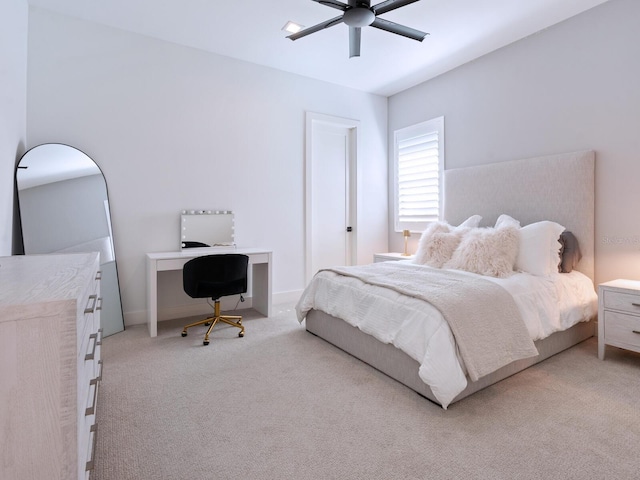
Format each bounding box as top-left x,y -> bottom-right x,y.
183,254 -> 249,300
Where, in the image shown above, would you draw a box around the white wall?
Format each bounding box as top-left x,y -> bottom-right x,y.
388,0 -> 640,285
26,8 -> 388,324
0,0 -> 28,256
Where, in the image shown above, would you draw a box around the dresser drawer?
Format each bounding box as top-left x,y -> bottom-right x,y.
602,290 -> 640,315
78,271 -> 101,349
80,418 -> 97,480
603,311 -> 640,350
78,356 -> 100,480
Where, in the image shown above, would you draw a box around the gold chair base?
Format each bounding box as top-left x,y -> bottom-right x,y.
181,300 -> 244,345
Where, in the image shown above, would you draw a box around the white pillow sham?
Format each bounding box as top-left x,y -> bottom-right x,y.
516,221 -> 565,276
495,214 -> 520,229
444,225 -> 519,278
458,214 -> 482,229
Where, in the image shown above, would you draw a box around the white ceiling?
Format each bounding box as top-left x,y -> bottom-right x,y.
27,0 -> 610,97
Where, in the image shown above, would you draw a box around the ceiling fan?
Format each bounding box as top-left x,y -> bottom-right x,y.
287,0 -> 428,58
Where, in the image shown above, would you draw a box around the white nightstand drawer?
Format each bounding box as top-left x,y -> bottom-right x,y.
603,311 -> 640,348
603,290 -> 640,314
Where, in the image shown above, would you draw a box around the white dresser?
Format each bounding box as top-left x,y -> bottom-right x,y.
0,253 -> 103,480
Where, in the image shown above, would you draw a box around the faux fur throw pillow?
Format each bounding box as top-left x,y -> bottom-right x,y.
413,222 -> 468,268
444,225 -> 519,278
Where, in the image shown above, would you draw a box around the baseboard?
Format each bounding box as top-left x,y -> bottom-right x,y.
273,289 -> 303,305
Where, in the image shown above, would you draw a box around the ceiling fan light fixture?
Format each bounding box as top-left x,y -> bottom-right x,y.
282,21 -> 304,34
343,8 -> 375,27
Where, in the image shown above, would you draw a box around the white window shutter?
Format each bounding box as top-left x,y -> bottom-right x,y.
393,117 -> 444,232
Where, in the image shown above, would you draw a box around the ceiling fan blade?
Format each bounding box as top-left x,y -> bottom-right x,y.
312,0 -> 350,11
372,0 -> 421,16
370,17 -> 428,41
287,15 -> 345,41
349,26 -> 362,58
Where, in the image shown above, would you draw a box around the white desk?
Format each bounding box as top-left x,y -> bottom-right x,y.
146,247 -> 272,337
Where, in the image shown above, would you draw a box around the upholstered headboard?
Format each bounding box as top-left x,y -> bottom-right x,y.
443,151 -> 595,282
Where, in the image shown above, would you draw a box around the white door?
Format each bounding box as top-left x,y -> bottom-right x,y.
306,113 -> 358,282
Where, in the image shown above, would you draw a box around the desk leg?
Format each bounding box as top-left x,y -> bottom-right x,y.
146,258 -> 158,337
251,261 -> 272,317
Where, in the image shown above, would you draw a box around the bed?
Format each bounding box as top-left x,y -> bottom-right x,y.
296,150 -> 597,409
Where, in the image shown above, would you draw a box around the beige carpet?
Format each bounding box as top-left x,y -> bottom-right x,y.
94,305 -> 640,480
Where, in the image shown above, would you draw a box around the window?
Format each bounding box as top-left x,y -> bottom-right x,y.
393,116 -> 444,233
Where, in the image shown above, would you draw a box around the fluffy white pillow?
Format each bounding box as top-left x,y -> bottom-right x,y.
445,226 -> 519,278
413,222 -> 467,268
516,221 -> 565,276
457,214 -> 482,229
495,214 -> 520,229
413,216 -> 483,267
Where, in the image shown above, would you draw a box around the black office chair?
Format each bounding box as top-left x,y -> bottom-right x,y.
181,254 -> 249,345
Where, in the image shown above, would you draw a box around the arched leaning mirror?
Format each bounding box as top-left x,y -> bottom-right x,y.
16,144 -> 124,336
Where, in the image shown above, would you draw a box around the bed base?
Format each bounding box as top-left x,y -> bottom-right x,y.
305,309 -> 595,407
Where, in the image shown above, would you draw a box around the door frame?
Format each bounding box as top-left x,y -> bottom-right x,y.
305,112 -> 359,283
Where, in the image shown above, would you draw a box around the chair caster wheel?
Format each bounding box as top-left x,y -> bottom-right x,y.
181,331 -> 187,337
203,340 -> 210,346
238,332 -> 244,337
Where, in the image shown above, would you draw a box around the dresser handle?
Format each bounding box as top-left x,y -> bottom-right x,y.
85,423 -> 98,472
633,330 -> 640,335
97,360 -> 104,382
95,271 -> 102,281
96,297 -> 103,311
631,303 -> 640,308
85,333 -> 98,361
97,328 -> 103,346
85,377 -> 99,416
84,294 -> 98,314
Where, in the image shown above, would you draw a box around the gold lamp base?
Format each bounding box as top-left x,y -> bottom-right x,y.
402,229 -> 411,256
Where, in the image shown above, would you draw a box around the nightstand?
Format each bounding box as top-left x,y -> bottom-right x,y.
373,252 -> 414,263
598,279 -> 640,360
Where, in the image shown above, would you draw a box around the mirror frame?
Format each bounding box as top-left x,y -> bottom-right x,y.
15,143 -> 125,336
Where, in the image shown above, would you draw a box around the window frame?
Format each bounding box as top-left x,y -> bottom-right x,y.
392,116 -> 445,233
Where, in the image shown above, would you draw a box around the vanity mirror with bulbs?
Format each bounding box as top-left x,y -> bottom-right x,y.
180,210 -> 235,250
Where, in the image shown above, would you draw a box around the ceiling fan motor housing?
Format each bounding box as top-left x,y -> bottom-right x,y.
288,0 -> 428,58
343,7 -> 375,27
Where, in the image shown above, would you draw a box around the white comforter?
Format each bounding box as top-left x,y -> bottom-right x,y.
296,262 -> 597,409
